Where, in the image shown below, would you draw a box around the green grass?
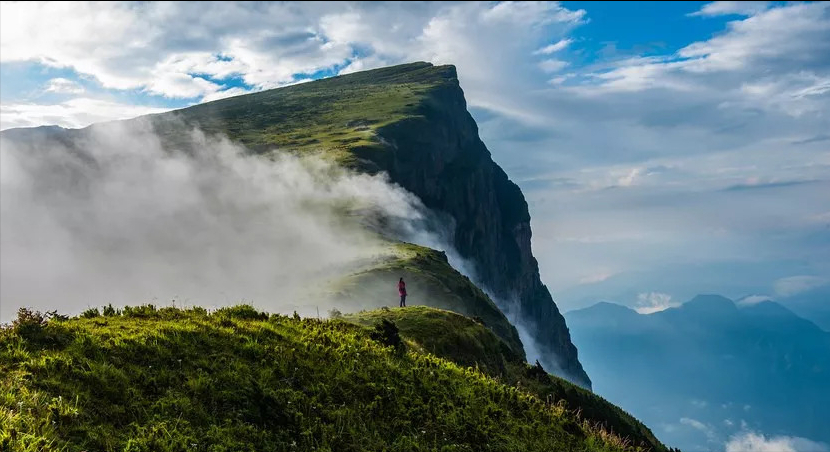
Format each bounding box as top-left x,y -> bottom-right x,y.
343,307 -> 668,452
145,62 -> 455,166
1,305 -> 647,452
329,243 -> 526,359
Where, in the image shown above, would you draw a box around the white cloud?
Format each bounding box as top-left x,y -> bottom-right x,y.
534,38 -> 572,55
0,98 -> 168,130
635,292 -> 679,314
481,2 -> 585,27
689,2 -> 771,17
580,1 -> 830,118
725,432 -> 829,452
680,417 -> 716,440
44,78 -> 85,94
691,399 -> 708,408
737,295 -> 772,306
145,72 -> 221,98
578,271 -> 615,285
617,167 -> 643,187
774,276 -> 827,297
200,87 -> 253,103
539,58 -> 569,73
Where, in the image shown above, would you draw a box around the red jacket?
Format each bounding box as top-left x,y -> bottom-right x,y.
398,280 -> 407,296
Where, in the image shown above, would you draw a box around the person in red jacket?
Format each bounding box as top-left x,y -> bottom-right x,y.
398,277 -> 407,307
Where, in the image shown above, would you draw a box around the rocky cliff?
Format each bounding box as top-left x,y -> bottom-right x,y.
353,64 -> 590,387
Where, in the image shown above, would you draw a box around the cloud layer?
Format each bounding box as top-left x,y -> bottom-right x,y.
0,121 -> 436,321
726,431 -> 829,452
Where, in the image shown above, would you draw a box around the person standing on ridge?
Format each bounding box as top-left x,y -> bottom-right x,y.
398,277 -> 407,307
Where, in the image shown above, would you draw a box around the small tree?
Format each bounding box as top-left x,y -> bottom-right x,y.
12,308 -> 69,346
327,308 -> 343,319
13,308 -> 48,340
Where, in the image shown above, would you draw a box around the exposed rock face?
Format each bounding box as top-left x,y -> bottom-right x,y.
356,65 -> 591,388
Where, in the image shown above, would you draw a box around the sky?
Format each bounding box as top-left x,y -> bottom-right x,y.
1,1 -> 828,313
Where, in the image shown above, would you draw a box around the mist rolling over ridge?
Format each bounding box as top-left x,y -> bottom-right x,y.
0,119 -> 452,321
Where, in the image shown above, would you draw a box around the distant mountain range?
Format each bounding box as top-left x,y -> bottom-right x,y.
565,294 -> 830,452
774,286 -> 830,332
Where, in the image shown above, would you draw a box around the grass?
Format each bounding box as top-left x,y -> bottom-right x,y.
329,243 -> 526,359
1,305 -> 646,452
343,307 -> 669,452
144,62 -> 456,166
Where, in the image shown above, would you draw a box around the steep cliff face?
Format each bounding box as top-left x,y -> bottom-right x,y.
352,65 -> 591,387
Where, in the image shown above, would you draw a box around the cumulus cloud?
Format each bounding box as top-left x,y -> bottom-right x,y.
0,121 -> 445,321
635,292 -> 679,314
725,431 -> 829,452
690,2 -> 771,18
44,78 -> 85,94
0,98 -> 169,130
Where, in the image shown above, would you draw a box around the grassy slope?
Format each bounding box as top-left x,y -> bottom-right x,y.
147,62 -> 452,165
2,306 -> 636,452
329,243 -> 526,359
343,307 -> 667,452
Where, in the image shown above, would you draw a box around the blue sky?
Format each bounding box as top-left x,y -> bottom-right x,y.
1,1 -> 828,315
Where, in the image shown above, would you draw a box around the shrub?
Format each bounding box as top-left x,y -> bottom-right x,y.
328,308 -> 343,319
11,308 -> 70,347
217,305 -> 267,321
82,308 -> 100,318
123,304 -> 157,318
370,319 -> 405,354
12,307 -> 48,339
102,304 -> 119,317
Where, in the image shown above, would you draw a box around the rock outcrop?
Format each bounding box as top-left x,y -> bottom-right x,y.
353,63 -> 590,387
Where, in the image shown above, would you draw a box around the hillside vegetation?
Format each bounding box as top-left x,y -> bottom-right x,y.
330,243 -> 525,358
2,305 -> 644,452
343,307 -> 666,452
147,62 -> 453,165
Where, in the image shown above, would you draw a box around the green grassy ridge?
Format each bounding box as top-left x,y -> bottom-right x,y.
330,243 -> 526,359
145,62 -> 454,164
343,306 -> 521,378
342,307 -> 669,452
1,305 -> 639,452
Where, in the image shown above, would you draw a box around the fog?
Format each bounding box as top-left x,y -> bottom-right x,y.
0,120 -> 560,379
0,120 -> 445,321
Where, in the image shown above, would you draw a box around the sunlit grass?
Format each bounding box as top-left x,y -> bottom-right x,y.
2,305 -> 652,452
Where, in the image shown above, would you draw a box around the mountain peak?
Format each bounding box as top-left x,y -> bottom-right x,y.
680,294 -> 736,312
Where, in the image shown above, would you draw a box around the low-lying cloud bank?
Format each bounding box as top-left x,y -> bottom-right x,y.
725,431 -> 829,452
0,121 -> 439,321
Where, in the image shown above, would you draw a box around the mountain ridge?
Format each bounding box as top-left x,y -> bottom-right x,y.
0,61 -> 590,388
566,294 -> 830,451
